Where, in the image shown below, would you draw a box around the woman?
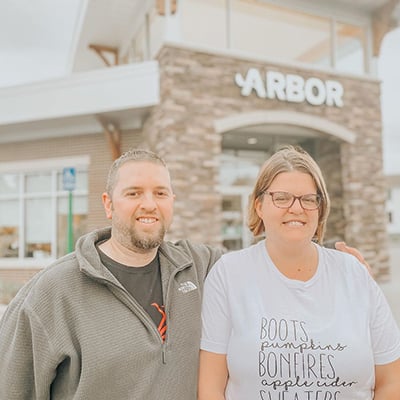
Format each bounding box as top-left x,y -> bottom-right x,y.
198,146 -> 400,400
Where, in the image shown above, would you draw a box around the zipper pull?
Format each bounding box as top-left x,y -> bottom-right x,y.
162,343 -> 167,364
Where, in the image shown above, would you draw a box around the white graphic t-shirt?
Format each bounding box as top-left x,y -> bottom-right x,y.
200,241 -> 400,400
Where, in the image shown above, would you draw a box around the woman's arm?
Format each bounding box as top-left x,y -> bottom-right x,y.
374,359 -> 400,399
198,350 -> 228,400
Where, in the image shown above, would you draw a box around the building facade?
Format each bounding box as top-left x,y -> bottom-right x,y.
0,0 -> 399,285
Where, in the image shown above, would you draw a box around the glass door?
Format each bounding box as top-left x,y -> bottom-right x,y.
221,187 -> 253,251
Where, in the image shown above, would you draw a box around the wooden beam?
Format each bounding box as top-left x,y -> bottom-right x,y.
297,24 -> 364,65
372,0 -> 400,57
96,116 -> 122,160
89,44 -> 119,67
156,0 -> 177,15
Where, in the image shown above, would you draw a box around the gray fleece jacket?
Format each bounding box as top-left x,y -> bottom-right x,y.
0,227 -> 223,400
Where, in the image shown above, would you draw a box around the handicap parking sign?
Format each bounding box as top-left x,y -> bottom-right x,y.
63,167 -> 76,191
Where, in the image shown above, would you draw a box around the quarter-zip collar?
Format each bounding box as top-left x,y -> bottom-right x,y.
76,227 -> 194,282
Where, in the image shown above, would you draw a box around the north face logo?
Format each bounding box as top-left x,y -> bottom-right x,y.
178,281 -> 197,294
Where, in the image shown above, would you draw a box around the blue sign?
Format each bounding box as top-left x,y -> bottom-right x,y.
63,167 -> 76,191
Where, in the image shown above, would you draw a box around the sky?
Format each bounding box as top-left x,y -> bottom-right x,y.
0,0 -> 399,174
0,0 -> 82,87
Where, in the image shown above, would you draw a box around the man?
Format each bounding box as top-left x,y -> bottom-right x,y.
0,149 -> 368,400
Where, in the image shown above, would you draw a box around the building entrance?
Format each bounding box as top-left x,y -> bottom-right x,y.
221,187 -> 252,251
219,129 -> 317,251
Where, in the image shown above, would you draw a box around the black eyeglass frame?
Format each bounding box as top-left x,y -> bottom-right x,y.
263,191 -> 322,210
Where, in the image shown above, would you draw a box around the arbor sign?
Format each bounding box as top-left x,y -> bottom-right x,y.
235,68 -> 344,107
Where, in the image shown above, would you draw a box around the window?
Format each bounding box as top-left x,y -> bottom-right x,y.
336,22 -> 366,74
219,149 -> 268,251
231,1 -> 368,72
123,22 -> 147,64
148,5 -> 166,57
0,174 -> 20,259
177,0 -> 369,73
231,1 -> 331,68
130,0 -> 370,74
179,0 -> 227,48
0,158 -> 88,262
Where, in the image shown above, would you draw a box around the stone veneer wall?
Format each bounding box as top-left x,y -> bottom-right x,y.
142,45 -> 390,278
316,140 -> 345,244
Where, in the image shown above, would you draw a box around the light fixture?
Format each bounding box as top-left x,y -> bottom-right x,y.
247,137 -> 258,145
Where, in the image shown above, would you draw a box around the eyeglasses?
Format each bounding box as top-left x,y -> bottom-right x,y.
264,191 -> 321,210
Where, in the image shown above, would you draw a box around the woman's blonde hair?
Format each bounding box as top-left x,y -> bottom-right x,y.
247,145 -> 330,244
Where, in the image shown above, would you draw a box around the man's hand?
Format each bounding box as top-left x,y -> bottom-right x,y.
335,241 -> 374,277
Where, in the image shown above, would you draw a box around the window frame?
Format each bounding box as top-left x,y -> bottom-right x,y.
0,156 -> 89,269
137,0 -> 372,75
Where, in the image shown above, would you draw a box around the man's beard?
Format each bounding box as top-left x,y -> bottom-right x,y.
128,226 -> 165,250
113,217 -> 166,253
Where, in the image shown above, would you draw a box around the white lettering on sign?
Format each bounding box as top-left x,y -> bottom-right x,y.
234,68 -> 344,107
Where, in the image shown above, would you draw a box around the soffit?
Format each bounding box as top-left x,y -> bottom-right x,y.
0,107 -> 150,144
72,0 -> 147,72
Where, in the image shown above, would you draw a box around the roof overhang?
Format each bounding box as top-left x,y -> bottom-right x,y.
0,61 -> 159,143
